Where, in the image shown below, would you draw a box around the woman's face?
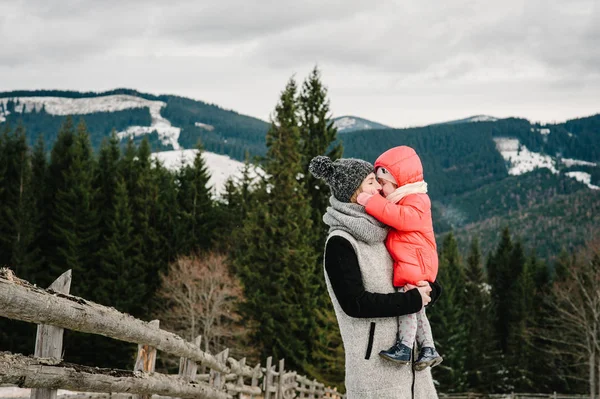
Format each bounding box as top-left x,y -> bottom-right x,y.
359,173 -> 382,195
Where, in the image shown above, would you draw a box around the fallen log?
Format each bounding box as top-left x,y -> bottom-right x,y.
0,270 -> 228,373
0,353 -> 230,399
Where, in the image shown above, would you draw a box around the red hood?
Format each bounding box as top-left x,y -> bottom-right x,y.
374,146 -> 423,186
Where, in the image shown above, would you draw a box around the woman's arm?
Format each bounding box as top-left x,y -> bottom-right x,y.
325,236 -> 424,318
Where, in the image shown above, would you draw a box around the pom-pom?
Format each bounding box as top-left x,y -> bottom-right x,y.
309,156 -> 334,180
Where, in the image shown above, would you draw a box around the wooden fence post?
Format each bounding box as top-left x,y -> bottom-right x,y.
231,357 -> 246,399
179,335 -> 201,382
30,270 -> 72,399
276,359 -> 285,399
250,362 -> 261,399
210,348 -> 229,390
133,319 -> 159,399
264,357 -> 273,399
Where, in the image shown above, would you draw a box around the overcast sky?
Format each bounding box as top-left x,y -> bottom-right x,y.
2,0 -> 599,127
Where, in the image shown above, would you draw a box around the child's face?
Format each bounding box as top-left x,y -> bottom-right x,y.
359,173 -> 382,195
378,178 -> 397,198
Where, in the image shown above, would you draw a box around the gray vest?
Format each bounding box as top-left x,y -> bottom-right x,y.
324,230 -> 438,399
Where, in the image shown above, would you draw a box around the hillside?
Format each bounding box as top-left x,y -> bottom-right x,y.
0,89 -> 270,160
436,169 -> 588,229
450,188 -> 600,259
1,89 -> 598,260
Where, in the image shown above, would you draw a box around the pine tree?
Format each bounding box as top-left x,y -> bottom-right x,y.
214,161 -> 258,253
232,78 -> 319,373
487,227 -> 513,353
508,244 -> 536,390
22,135 -> 48,281
298,66 -> 343,241
96,131 -> 122,235
88,176 -> 144,368
45,119 -> 104,366
48,119 -> 99,297
487,228 -> 534,392
176,142 -> 216,254
298,67 -> 345,385
463,237 -> 498,392
0,125 -> 7,263
153,160 -> 180,278
522,252 -> 560,392
0,124 -> 38,356
0,124 -> 32,273
428,232 -> 468,391
94,133 -> 146,316
121,137 -> 174,314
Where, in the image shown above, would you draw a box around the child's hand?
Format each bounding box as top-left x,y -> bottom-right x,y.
357,192 -> 373,206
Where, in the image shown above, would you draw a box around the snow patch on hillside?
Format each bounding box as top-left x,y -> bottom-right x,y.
333,116 -> 386,132
494,138 -> 600,189
565,172 -> 600,190
493,138 -> 558,175
334,117 -> 360,131
562,158 -> 597,167
531,127 -> 551,135
195,122 -> 214,131
467,115 -> 498,122
0,95 -> 181,150
151,150 -> 264,197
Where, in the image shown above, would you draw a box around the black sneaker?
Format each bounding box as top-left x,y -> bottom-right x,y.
414,347 -> 443,371
379,341 -> 412,364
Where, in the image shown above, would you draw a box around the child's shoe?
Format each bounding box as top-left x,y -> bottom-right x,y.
379,340 -> 412,364
414,347 -> 443,371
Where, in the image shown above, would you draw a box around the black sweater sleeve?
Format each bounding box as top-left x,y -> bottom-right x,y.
427,280 -> 442,307
324,236 -> 423,318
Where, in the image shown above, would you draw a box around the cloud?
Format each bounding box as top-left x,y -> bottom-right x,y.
250,0 -> 600,83
0,0 -> 598,127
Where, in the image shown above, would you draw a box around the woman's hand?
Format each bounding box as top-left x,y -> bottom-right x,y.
417,285 -> 432,306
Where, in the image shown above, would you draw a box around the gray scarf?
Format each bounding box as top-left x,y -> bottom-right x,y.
323,196 -> 389,244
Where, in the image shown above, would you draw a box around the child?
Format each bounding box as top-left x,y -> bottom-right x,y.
357,145 -> 443,371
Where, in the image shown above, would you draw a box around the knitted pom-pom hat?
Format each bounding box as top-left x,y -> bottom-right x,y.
309,155 -> 374,203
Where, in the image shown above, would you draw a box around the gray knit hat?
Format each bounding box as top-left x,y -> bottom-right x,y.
309,156 -> 374,203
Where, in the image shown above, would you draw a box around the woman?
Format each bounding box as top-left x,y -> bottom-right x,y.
309,155 -> 440,399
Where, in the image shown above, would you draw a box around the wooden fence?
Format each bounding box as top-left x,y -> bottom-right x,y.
0,268 -> 344,399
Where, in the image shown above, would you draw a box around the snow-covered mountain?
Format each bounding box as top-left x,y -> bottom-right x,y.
0,89 -> 271,160
333,116 -> 390,133
0,91 -> 271,197
434,115 -> 499,125
2,90 -> 598,195
0,94 -> 182,149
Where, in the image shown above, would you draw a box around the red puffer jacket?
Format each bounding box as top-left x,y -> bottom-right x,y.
364,146 -> 438,287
